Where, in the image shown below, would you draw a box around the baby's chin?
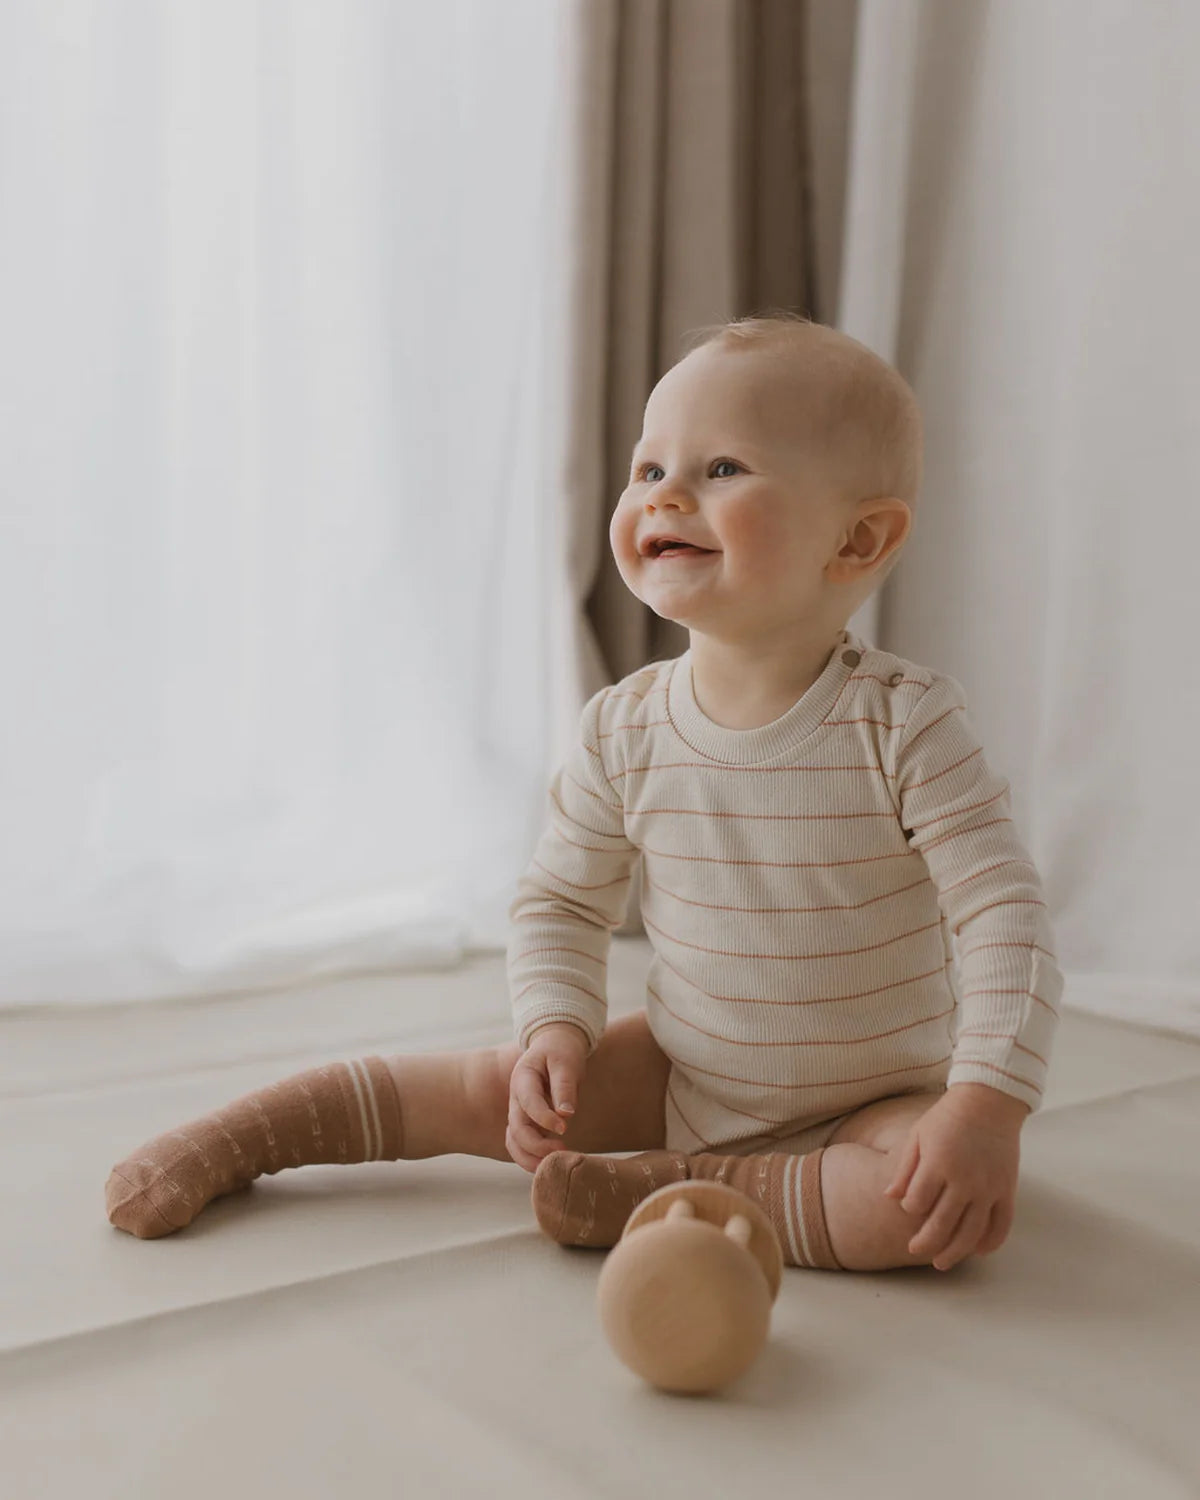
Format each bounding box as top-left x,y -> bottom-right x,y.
636,570 -> 728,627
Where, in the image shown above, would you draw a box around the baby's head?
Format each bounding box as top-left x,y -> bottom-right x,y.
610,313 -> 922,645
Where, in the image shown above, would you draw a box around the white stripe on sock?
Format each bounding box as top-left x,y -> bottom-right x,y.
343,1060 -> 375,1161
785,1155 -> 814,1268
356,1059 -> 385,1161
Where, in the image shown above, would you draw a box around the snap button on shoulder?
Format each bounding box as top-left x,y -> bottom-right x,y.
888,671 -> 904,687
841,649 -> 861,668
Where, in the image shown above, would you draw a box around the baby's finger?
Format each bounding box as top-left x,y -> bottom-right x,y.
907,1187 -> 963,1258
507,1090 -> 563,1151
898,1161 -> 942,1218
975,1197 -> 1014,1256
931,1201 -> 991,1272
512,1060 -> 566,1133
546,1058 -> 579,1118
507,1100 -> 564,1166
883,1132 -> 919,1200
504,1123 -> 544,1174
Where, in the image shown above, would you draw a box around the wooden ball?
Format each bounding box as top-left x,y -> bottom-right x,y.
596,1180 -> 782,1394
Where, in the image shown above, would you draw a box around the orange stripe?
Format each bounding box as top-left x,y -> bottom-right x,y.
952,897 -> 1046,935
958,942 -> 1057,961
643,866 -> 934,916
666,1077 -> 712,1147
670,1079 -> 816,1134
531,834 -> 627,858
902,698 -> 963,753
611,760 -> 898,779
641,909 -> 943,962
547,785 -> 624,841
950,1057 -> 1043,1094
903,746 -> 982,790
921,815 -> 1013,853
630,806 -> 903,821
940,858 -> 1038,893
905,787 -> 1009,834
648,983 -> 956,1048
960,987 -> 1059,1017
606,680 -> 659,704
562,769 -> 622,811
674,1053 -> 953,1092
956,1030 -> 1049,1067
650,936 -> 952,1007
598,719 -> 670,737
530,858 -> 631,894
638,842 -> 914,870
511,978 -> 606,1008
515,944 -> 607,966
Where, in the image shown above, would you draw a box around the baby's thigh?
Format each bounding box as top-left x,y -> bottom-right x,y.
558,1009 -> 671,1155
823,1088 -> 945,1155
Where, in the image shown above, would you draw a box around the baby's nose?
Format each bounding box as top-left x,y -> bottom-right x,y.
647,488 -> 696,511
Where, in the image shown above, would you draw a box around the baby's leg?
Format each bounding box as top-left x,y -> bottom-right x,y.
816,1091 -> 950,1270
106,1010 -> 670,1239
392,1006 -> 671,1163
533,1091 -> 959,1272
105,1056 -> 406,1239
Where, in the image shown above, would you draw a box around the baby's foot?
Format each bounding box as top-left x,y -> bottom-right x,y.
531,1148 -> 691,1247
105,1056 -> 404,1238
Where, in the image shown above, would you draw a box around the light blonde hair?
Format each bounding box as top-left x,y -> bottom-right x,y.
681,309 -> 923,515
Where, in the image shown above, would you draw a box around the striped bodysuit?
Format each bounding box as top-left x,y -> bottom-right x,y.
507,628 -> 1063,1154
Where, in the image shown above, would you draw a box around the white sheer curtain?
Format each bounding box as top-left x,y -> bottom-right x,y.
0,0 -> 573,1006
843,0 -> 1200,1036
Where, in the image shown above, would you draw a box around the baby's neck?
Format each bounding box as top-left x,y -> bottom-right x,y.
686,625 -> 848,730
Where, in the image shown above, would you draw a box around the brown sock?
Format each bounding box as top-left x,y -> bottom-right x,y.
531,1146 -> 843,1270
105,1056 -> 405,1239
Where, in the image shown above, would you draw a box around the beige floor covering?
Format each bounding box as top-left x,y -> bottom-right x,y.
2,937 -> 1199,1499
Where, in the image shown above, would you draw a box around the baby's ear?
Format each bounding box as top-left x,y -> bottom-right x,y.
836,498 -> 910,575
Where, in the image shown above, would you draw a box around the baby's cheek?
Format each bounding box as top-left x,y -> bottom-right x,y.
609,502 -> 643,581
724,500 -> 794,572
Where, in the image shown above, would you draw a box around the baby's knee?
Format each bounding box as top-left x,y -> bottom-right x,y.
822,1142 -> 942,1272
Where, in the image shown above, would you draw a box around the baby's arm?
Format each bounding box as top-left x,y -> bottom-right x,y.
892,672 -> 1065,1118
881,675 -> 1061,1266
505,686 -> 638,1156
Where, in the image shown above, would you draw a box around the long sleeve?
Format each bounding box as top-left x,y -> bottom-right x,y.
893,674 -> 1064,1113
507,685 -> 639,1054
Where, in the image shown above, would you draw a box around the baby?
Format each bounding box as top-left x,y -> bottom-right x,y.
106,315 -> 1062,1274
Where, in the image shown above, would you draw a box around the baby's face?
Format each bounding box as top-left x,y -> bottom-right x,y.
610,344 -> 849,639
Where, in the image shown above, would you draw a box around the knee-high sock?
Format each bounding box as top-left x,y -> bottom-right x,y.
531,1146 -> 843,1270
106,1056 -> 405,1240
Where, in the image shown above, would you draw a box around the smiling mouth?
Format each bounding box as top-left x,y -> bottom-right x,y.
647,543 -> 717,559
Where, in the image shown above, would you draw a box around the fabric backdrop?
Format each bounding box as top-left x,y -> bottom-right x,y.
0,0 -> 577,1004
841,0 -> 1200,1036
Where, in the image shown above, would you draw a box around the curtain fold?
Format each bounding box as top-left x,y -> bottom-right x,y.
0,0 -> 838,1004
558,0 -> 824,935
562,0 -> 819,701
0,1 -> 575,1005
842,0 -> 1200,1036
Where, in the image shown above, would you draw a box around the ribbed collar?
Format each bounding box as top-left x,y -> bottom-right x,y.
666,628 -> 868,765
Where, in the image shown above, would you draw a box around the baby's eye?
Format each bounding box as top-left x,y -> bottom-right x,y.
634,459 -> 742,482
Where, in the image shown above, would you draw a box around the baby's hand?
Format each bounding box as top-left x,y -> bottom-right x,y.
506,1022 -> 590,1173
883,1087 -> 1025,1270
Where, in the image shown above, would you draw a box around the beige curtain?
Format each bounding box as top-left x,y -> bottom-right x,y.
563,0 -> 828,697
556,0 -> 855,933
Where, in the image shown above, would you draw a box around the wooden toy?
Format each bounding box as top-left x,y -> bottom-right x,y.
595,1179 -> 783,1394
